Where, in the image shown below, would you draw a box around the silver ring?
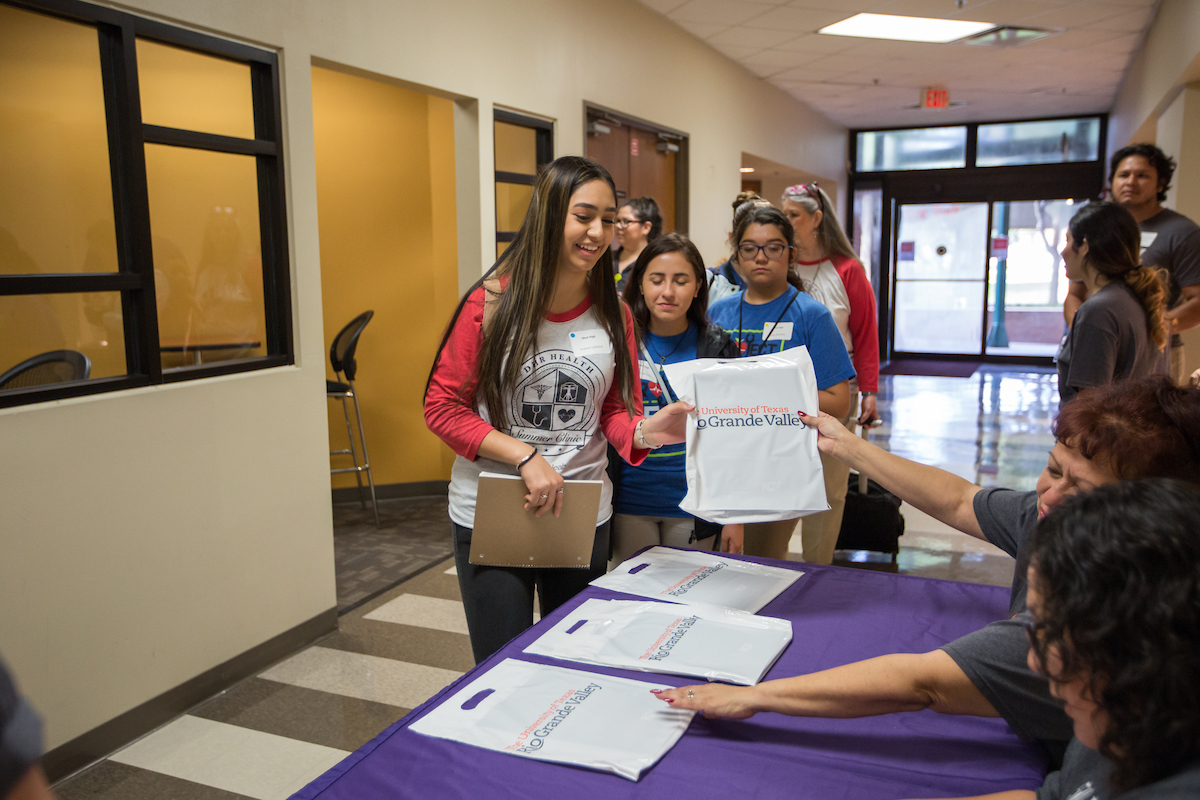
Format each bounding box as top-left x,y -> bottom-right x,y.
687,688 -> 694,699
556,488 -> 564,494
540,493 -> 548,500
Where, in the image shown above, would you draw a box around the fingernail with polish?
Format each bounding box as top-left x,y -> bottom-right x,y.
665,699 -> 675,704
798,410 -> 807,417
650,689 -> 662,694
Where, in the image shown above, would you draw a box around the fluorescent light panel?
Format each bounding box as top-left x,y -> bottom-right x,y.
819,13 -> 994,44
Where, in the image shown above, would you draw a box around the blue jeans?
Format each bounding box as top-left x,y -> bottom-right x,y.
452,520 -> 610,664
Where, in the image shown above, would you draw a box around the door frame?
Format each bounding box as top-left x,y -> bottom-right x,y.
583,102 -> 689,234
847,115 -> 1107,366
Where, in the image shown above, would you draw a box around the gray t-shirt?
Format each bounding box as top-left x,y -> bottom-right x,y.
973,487 -> 1038,614
1141,208 -> 1200,347
0,659 -> 42,797
942,615 -> 1072,767
1038,738 -> 1200,799
1057,281 -> 1168,403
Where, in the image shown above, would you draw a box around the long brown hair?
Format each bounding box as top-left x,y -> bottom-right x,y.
782,183 -> 858,261
426,156 -> 637,422
1068,201 -> 1168,350
622,232 -> 710,340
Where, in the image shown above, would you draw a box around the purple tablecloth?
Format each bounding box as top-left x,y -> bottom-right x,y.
292,557 -> 1046,800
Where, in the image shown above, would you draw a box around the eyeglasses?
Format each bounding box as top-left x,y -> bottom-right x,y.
614,218 -> 643,229
737,242 -> 790,260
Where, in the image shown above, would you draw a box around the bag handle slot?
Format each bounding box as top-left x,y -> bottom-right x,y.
461,689 -> 494,710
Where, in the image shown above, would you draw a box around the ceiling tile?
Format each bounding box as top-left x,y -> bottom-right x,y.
669,0 -> 777,25
1023,2 -> 1141,29
742,5 -> 847,31
673,19 -> 729,38
706,24 -> 804,47
1085,5 -> 1154,31
786,0 -> 892,11
740,49 -> 822,77
636,0 -> 692,14
772,32 -> 857,54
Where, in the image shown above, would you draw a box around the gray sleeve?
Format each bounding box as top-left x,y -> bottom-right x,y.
1165,227 -> 1200,291
941,617 -> 1074,747
0,662 -> 43,797
972,488 -> 1037,559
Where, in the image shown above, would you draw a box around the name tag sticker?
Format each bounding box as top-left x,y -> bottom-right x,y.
1140,230 -> 1158,254
766,322 -> 794,341
570,329 -> 612,357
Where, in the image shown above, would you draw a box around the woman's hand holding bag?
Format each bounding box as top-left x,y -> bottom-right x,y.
638,400 -> 695,447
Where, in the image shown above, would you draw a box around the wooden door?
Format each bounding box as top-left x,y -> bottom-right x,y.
628,126 -> 675,233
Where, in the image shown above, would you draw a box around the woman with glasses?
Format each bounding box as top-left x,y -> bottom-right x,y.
613,196 -> 662,291
610,233 -> 743,561
707,205 -> 855,560
919,480 -> 1200,800
781,183 -> 880,565
424,157 -> 691,663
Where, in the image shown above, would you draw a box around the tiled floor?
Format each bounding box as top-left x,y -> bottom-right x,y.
53,367 -> 1057,800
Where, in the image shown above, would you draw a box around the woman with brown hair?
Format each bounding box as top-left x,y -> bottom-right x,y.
424,156 -> 690,663
1057,201 -> 1169,403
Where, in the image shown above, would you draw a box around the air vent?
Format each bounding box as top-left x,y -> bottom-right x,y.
960,26 -> 1059,46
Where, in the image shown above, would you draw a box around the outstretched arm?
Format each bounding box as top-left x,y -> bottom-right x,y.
653,649 -> 998,720
801,411 -> 985,539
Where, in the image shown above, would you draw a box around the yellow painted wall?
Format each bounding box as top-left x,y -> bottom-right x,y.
313,66 -> 458,485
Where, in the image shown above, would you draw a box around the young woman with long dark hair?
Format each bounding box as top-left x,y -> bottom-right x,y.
706,205 -> 855,561
610,232 -> 742,561
424,156 -> 690,663
1057,201 -> 1168,403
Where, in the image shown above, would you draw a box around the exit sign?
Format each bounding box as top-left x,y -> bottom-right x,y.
921,87 -> 949,109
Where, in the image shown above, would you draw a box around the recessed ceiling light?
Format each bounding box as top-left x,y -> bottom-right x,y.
740,167 -> 755,173
962,26 -> 1059,46
818,13 -> 995,44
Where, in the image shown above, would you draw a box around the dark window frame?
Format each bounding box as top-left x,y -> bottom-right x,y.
0,0 -> 292,409
493,109 -> 553,253
846,114 -> 1107,366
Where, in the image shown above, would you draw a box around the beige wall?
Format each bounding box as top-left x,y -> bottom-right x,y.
0,0 -> 845,751
1109,0 -> 1200,377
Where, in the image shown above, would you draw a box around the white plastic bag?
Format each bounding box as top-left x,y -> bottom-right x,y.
663,348 -> 828,524
524,598 -> 792,685
408,658 -> 693,781
591,546 -> 802,612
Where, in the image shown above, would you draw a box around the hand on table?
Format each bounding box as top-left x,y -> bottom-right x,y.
518,452 -> 564,518
720,524 -> 743,555
651,683 -> 758,720
639,400 -> 695,447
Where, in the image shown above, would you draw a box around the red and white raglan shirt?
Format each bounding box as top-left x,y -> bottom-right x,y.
793,255 -> 879,395
424,286 -> 646,529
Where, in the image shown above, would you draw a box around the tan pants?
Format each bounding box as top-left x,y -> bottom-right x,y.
743,517 -> 799,561
610,514 -> 710,566
798,395 -> 857,565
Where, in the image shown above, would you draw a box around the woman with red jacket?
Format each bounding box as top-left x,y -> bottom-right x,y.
782,183 -> 880,565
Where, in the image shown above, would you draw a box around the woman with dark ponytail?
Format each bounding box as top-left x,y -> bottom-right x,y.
424,156 -> 691,663
1056,201 -> 1169,403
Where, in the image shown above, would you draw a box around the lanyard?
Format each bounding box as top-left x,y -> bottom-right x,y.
737,287 -> 800,354
638,339 -> 680,404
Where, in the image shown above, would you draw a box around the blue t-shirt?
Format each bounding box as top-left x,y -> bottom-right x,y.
708,287 -> 856,390
615,325 -> 697,517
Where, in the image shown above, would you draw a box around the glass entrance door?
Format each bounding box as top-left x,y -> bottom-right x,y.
893,202 -> 989,355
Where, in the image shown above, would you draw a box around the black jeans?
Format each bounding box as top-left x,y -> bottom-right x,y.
452,519 -> 610,664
